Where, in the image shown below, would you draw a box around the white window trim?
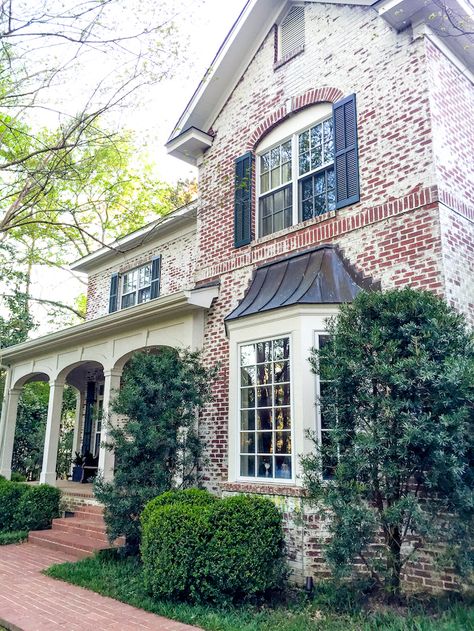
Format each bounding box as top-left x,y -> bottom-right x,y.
119,262 -> 152,310
255,104 -> 334,240
227,305 -> 340,486
237,333 -> 296,485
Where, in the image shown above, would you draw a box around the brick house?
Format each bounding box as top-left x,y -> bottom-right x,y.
0,0 -> 472,589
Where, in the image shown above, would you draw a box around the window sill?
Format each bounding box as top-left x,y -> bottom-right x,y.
274,44 -> 305,71
255,210 -> 337,247
222,481 -> 306,497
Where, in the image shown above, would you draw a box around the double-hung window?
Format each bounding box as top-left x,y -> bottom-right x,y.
258,116 -> 335,238
120,263 -> 152,309
239,336 -> 293,480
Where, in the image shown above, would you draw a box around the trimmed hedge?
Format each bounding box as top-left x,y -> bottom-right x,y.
141,492 -> 287,604
15,484 -> 61,530
0,481 -> 28,531
0,479 -> 61,533
141,488 -> 216,526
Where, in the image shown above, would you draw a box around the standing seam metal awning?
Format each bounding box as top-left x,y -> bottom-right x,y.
225,245 -> 378,321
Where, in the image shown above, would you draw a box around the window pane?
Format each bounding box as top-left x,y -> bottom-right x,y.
328,189 -> 336,211
257,409 -> 273,430
261,171 -> 270,194
257,386 -> 272,408
261,216 -> 272,237
314,195 -> 325,215
241,455 -> 255,477
275,431 -> 291,454
273,338 -> 289,360
282,162 -> 292,184
299,151 -> 310,175
275,456 -> 292,479
311,124 -> 322,147
241,432 -> 255,454
241,366 -> 256,386
241,388 -> 255,409
257,363 -> 272,385
301,177 -> 313,200
271,168 -> 280,189
311,145 -> 322,170
323,119 -> 334,161
315,172 -> 325,194
270,147 -> 280,168
281,140 -> 292,163
257,341 -> 272,363
240,345 -> 255,366
274,383 -> 290,406
121,293 -> 136,309
257,456 -> 273,478
257,432 -> 273,454
327,168 -> 335,190
138,287 -> 151,304
275,407 -> 291,430
273,210 -> 284,232
261,153 -> 270,173
274,361 -> 290,382
273,188 -> 285,212
302,198 -> 313,221
299,130 -> 309,153
241,410 -> 255,431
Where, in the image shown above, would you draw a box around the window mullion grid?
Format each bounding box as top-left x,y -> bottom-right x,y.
292,134 -> 298,226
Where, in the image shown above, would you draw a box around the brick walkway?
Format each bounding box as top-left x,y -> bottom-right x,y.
0,542 -> 200,631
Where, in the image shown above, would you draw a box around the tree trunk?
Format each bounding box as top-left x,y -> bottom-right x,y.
386,526 -> 402,601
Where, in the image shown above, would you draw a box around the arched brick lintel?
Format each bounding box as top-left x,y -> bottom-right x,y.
246,86 -> 344,152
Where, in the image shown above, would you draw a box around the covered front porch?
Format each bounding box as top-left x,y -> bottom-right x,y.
0,288 -> 217,486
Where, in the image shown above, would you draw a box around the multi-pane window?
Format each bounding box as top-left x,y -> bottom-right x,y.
258,118 -> 335,237
239,337 -> 292,480
316,334 -> 337,479
93,384 -> 104,458
121,263 -> 152,309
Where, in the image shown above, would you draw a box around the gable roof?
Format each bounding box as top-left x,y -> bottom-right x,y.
225,244 -> 379,321
166,0 -> 473,164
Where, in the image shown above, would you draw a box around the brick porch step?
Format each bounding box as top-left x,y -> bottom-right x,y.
28,505 -> 124,558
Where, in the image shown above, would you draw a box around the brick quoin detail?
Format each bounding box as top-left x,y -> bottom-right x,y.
246,86 -> 344,151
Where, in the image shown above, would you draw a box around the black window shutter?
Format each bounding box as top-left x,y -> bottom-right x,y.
332,94 -> 360,210
234,152 -> 252,248
108,272 -> 119,313
150,256 -> 161,299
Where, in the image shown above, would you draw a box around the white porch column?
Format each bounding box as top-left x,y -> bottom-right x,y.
0,387 -> 21,480
40,380 -> 65,485
98,369 -> 122,482
71,390 -> 84,462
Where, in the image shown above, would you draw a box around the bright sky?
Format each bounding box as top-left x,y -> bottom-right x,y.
30,0 -> 248,335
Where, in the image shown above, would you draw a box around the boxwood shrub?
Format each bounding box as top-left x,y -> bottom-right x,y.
141,488 -> 216,525
0,479 -> 60,533
15,484 -> 61,531
0,481 -> 28,531
141,492 -> 287,604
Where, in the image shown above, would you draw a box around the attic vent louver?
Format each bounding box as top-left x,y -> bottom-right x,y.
280,5 -> 305,58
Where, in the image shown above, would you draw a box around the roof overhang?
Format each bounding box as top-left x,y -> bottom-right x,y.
166,127 -> 214,166
70,202 -> 197,274
0,286 -> 219,365
167,0 -> 473,162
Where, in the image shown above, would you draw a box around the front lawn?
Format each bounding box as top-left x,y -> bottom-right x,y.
45,553 -> 474,631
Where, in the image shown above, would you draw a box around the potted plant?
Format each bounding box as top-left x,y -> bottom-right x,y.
71,452 -> 84,482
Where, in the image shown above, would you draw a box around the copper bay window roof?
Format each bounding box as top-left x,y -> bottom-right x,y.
225,244 -> 379,321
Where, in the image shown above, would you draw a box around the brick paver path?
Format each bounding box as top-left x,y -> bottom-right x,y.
0,542 -> 201,631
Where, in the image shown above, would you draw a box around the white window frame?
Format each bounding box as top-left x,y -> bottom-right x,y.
227,305 -> 340,487
256,106 -> 335,240
237,334 -> 295,484
120,262 -> 152,310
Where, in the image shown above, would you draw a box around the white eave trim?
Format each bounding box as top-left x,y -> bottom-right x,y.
0,289 -> 218,364
70,202 -> 197,274
166,127 -> 214,166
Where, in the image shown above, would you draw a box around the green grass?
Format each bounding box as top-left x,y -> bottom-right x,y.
45,553 -> 474,631
0,530 -> 28,545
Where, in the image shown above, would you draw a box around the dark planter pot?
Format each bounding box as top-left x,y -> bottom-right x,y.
72,466 -> 83,482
